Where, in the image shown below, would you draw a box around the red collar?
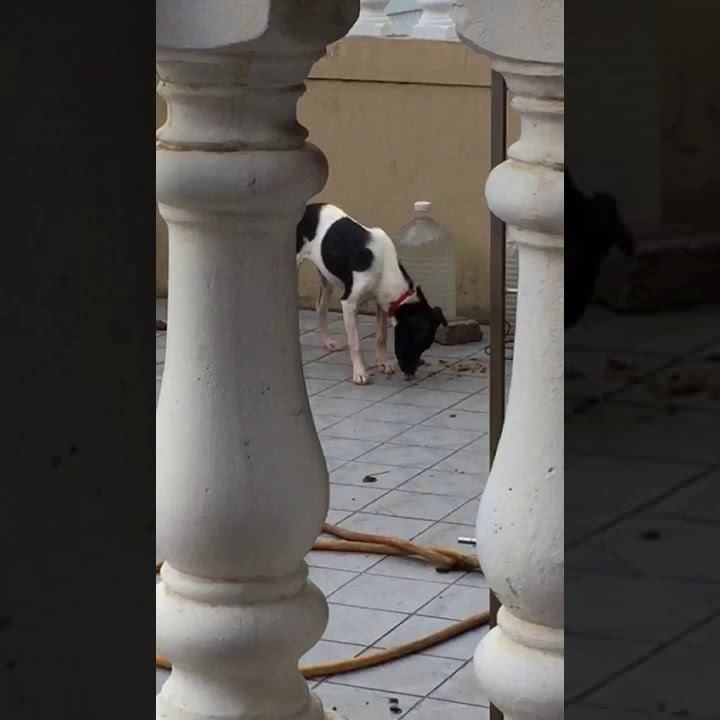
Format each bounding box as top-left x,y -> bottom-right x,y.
388,288 -> 415,317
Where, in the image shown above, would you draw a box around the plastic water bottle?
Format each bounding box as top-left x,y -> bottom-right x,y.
397,201 -> 457,319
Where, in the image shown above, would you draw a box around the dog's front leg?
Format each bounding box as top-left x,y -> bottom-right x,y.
342,300 -> 368,385
375,305 -> 394,374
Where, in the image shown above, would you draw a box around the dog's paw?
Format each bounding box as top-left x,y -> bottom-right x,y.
322,337 -> 342,352
352,368 -> 369,385
376,359 -> 395,375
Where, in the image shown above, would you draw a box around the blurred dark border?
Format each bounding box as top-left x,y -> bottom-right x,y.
566,1 -> 720,717
0,4 -> 156,716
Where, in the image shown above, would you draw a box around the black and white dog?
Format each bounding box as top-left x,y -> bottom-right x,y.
297,203 -> 447,384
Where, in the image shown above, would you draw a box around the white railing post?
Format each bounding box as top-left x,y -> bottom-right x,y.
457,1 -> 564,719
155,2 -> 358,719
349,1 -> 393,36
412,1 -> 458,40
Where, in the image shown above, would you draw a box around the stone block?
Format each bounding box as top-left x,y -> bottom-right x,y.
435,317 -> 484,345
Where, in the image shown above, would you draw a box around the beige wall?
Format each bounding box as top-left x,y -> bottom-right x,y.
156,38 -> 519,321
659,0 -> 720,230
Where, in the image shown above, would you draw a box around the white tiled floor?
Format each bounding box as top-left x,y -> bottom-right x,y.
565,303 -> 720,719
156,301 -> 495,717
156,298 -> 720,717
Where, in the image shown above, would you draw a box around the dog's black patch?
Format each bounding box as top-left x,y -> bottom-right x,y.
296,203 -> 322,253
320,217 -> 374,299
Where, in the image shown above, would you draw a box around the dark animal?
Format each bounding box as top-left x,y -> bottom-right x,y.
565,170 -> 633,328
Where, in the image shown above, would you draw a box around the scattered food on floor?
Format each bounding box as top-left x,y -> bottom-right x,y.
605,356 -> 635,373
646,366 -> 720,399
641,529 -> 662,541
454,359 -> 488,375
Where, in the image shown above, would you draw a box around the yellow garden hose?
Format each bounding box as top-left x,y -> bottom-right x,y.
156,522 -> 487,679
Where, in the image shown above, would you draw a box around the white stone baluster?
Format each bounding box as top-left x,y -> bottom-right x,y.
349,1 -> 393,36
155,2 -> 357,719
412,1 -> 458,40
457,1 -> 564,719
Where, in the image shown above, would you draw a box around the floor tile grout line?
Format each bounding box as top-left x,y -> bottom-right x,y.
425,657 -> 480,702
362,569 -> 456,585
566,447 -> 717,467
567,607 -> 720,705
565,543 -> 645,577
329,481 -> 398,513
565,564 -> 720,586
392,479 -> 486,500
370,641 -> 481,663
452,576 -> 488,589
564,565 -> 641,580
565,624 -> 720,646
321,419 -> 429,445
384,430 -> 489,454
325,602 -> 415,652
640,512 -> 720,527
567,439 -> 720,466
306,379 -> 352,397
319,677 -> 426,698
565,326 -> 720,359
320,658 -> 477,705
414,609 -> 487,622
330,477 -> 480,499
320,676 -> 490,714
611,398 -> 720,416
566,345 -> 683,358
400,696 -> 425,718
344,494 -> 479,519
566,700 -> 658,716
359,610 -> 451,660
566,461 -> 720,550
324,599 -> 412,617
413,695 -> 490,709
327,561 -> 454,616
419,390 -> 495,463
312,567 -> 370,599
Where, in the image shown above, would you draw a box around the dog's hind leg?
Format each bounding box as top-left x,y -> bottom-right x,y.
317,272 -> 342,352
375,305 -> 394,374
341,298 -> 368,385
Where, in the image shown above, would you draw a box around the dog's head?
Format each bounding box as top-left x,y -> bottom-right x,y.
393,286 -> 447,378
566,170 -> 634,259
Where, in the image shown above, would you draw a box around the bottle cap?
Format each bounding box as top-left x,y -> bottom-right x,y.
414,201 -> 431,213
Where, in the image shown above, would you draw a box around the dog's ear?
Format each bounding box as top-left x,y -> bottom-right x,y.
591,192 -> 633,256
618,227 -> 634,256
416,285 -> 429,306
433,306 -> 448,327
